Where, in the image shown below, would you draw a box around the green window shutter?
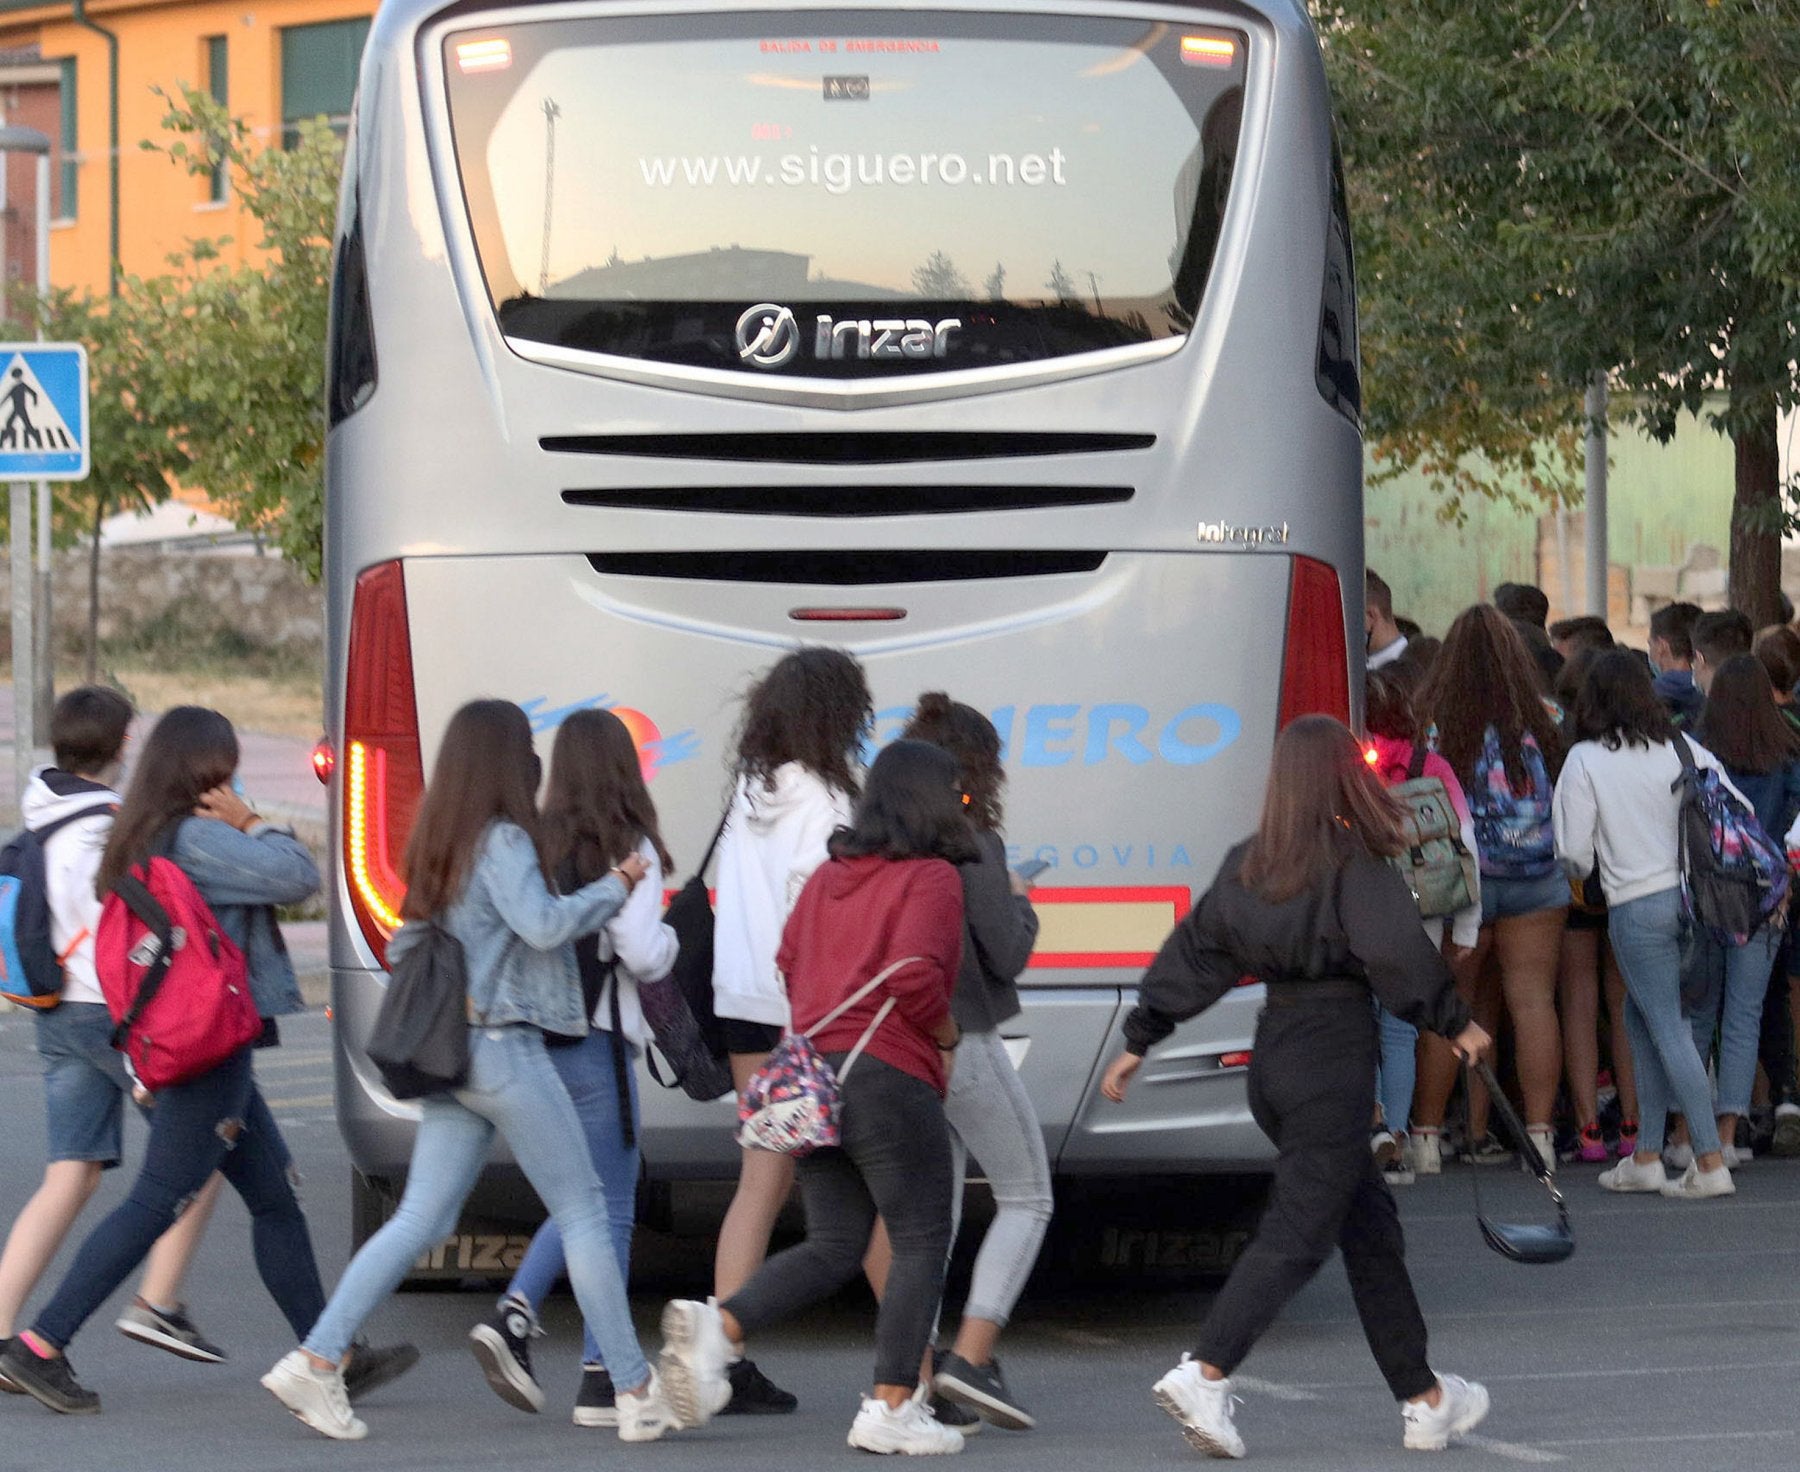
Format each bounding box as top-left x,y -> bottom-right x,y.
206,36 -> 228,201
57,57 -> 76,219
280,18 -> 370,149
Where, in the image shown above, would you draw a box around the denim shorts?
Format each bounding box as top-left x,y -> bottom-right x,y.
34,1000 -> 131,1166
1481,871 -> 1571,925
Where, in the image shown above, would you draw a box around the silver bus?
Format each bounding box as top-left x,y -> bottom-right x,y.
324,0 -> 1362,1269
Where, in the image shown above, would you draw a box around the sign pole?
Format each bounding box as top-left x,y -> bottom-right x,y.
32,152 -> 52,738
11,478 -> 32,822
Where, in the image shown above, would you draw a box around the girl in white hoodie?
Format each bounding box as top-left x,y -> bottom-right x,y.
709,646 -> 871,1414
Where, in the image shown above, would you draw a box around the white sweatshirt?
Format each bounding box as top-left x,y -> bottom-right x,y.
20,768 -> 120,1006
710,762 -> 854,1028
590,836 -> 678,1048
1553,734 -> 1746,907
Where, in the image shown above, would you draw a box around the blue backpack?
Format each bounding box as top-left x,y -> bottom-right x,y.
1673,738 -> 1791,945
0,803 -> 116,1008
1470,728 -> 1557,880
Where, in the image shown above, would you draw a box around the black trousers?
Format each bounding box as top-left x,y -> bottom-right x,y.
1759,930 -> 1798,1105
1194,998 -> 1437,1401
725,1054 -> 954,1388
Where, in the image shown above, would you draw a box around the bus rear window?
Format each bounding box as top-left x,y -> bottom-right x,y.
442,11 -> 1246,378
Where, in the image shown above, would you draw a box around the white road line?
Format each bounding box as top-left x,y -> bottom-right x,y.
1231,1376 -> 1320,1402
1540,1431 -> 1795,1450
264,1092 -> 335,1109
1289,1357 -> 1800,1392
1462,1433 -> 1564,1463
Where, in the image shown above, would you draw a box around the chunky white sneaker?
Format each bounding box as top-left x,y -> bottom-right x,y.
848,1385 -> 966,1455
1597,1156 -> 1667,1193
1525,1128 -> 1557,1175
1152,1355 -> 1245,1459
656,1299 -> 733,1429
262,1349 -> 368,1441
1402,1373 -> 1489,1450
1411,1131 -> 1443,1176
1662,1141 -> 1695,1171
616,1369 -> 678,1443
1660,1162 -> 1735,1199
1721,1143 -> 1750,1168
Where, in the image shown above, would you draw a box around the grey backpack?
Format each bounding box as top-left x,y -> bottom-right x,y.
1389,744 -> 1478,920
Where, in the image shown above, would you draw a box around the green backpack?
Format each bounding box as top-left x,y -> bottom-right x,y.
1389,744 -> 1479,920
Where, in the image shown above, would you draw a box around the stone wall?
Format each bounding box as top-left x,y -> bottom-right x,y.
0,548 -> 322,656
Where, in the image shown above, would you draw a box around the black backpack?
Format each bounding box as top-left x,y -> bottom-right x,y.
661,806 -> 732,1064
366,920 -> 471,1099
0,802 -> 116,1007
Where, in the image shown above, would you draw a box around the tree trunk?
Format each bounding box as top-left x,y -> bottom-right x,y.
85,495 -> 105,685
1728,399 -> 1783,628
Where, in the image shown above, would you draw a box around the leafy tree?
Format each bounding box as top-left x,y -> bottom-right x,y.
912,250 -> 971,298
1321,1 -> 1800,622
1045,258 -> 1079,304
984,261 -> 1007,300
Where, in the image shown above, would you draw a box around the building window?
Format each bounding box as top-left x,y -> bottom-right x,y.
56,57 -> 76,220
205,35 -> 228,202
280,18 -> 370,149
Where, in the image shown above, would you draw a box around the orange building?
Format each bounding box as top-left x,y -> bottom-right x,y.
0,0 -> 373,297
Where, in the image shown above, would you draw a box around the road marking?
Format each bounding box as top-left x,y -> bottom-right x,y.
252,1053 -> 333,1070
1043,1327 -> 1124,1348
1463,1433 -> 1564,1463
264,1093 -> 335,1108
1231,1376 -> 1319,1402
1289,1357 -> 1800,1393
1540,1430 -> 1795,1450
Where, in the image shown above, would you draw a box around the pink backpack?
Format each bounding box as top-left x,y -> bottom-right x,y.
96,855 -> 263,1090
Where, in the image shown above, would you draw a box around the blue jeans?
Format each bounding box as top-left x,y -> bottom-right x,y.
303,1026 -> 648,1388
1375,1005 -> 1418,1136
1607,889 -> 1722,1158
506,1029 -> 640,1367
1687,928 -> 1782,1118
33,1047 -> 325,1349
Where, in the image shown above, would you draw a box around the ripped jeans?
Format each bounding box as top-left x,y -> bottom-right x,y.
31,1046 -> 327,1350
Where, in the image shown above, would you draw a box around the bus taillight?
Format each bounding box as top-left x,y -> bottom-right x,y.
343,560 -> 423,966
1277,556 -> 1350,729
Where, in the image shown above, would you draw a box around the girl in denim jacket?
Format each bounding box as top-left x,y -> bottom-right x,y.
263,700 -> 716,1443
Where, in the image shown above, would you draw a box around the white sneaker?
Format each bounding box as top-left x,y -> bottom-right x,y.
1402,1373 -> 1490,1450
1660,1162 -> 1735,1199
656,1299 -> 733,1429
1525,1128 -> 1557,1175
616,1368 -> 678,1443
1663,1141 -> 1695,1171
1773,1101 -> 1800,1157
1721,1143 -> 1750,1168
262,1349 -> 368,1441
1152,1354 -> 1245,1459
1411,1131 -> 1443,1176
1597,1156 -> 1667,1193
847,1385 -> 965,1455
1371,1131 -> 1402,1169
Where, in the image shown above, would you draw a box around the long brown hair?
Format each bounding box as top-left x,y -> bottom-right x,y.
733,646 -> 872,800
401,700 -> 546,920
900,691 -> 1005,833
1700,655 -> 1800,776
1239,716 -> 1408,903
96,706 -> 239,896
542,708 -> 674,887
1418,603 -> 1565,790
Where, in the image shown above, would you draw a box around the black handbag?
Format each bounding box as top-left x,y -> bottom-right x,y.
367,920 -> 472,1100
1465,1059 -> 1575,1264
661,804 -> 733,1065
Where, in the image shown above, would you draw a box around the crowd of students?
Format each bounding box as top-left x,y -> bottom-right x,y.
0,580 -> 1791,1460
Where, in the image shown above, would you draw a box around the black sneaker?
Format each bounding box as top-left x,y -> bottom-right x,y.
0,1338 -> 23,1394
115,1301 -> 226,1363
929,1391 -> 984,1435
933,1351 -> 1034,1431
344,1339 -> 420,1404
572,1366 -> 617,1428
0,1338 -> 100,1415
468,1297 -> 545,1414
722,1357 -> 798,1415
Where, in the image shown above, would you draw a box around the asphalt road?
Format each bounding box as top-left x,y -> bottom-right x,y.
3,1007 -> 1800,1472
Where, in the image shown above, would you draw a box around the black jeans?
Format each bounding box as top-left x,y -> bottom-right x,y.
33,1046 -> 328,1350
1194,998 -> 1437,1402
1759,930 -> 1798,1105
725,1055 -> 954,1388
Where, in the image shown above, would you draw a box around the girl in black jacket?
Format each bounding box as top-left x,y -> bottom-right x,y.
1101,716 -> 1491,1460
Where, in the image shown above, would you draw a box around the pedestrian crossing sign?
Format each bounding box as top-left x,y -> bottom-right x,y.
0,343 -> 88,481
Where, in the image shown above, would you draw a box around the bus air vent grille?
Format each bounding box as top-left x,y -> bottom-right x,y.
560,485 -> 1133,517
584,550 -> 1107,584
542,431 -> 1154,464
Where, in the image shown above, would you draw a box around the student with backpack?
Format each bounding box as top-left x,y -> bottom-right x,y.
1362,671 -> 1482,1183
708,645 -> 872,1413
0,688 -> 227,1382
658,740 -> 972,1457
467,708 -> 680,1427
1553,651 -> 1744,1199
1412,606 -> 1569,1171
1,706 -> 413,1414
263,700 -> 697,1443
1099,717 -> 1492,1460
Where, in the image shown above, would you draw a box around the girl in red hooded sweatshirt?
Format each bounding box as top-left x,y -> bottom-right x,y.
656,739 -> 973,1457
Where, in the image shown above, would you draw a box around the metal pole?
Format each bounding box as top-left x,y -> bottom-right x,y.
11,479 -> 32,820
1584,372 -> 1610,619
32,151 -> 50,736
